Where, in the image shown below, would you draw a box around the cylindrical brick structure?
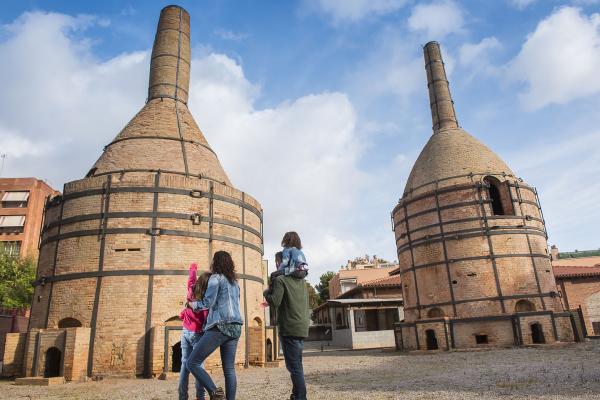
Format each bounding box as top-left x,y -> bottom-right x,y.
27,5 -> 266,378
391,42 -> 574,351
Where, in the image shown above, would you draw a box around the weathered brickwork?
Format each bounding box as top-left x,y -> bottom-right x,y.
392,42 -> 573,351
16,5 -> 267,380
1,333 -> 27,377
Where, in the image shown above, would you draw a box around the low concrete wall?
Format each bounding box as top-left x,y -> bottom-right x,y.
351,329 -> 396,349
332,328 -> 352,348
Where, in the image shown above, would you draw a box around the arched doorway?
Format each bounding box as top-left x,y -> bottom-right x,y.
531,323 -> 545,344
44,347 -> 62,378
171,342 -> 182,372
265,339 -> 273,362
248,317 -> 264,366
425,329 -> 438,350
58,318 -> 82,328
515,300 -> 536,312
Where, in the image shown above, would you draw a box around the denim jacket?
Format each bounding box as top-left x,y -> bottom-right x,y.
191,274 -> 243,330
279,247 -> 308,275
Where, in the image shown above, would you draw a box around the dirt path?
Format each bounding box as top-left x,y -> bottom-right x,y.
2,342 -> 600,399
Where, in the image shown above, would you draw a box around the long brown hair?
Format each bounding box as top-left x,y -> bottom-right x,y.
192,272 -> 212,300
211,251 -> 237,283
281,231 -> 302,249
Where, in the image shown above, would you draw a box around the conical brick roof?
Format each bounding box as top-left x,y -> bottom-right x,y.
89,5 -> 231,186
404,42 -> 513,194
404,127 -> 513,193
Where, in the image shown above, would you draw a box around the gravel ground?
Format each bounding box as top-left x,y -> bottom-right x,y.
2,342 -> 600,400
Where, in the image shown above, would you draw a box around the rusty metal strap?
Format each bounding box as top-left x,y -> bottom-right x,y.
40,227 -> 263,254
104,136 -> 216,157
395,252 -> 550,274
50,185 -> 262,222
403,292 -> 558,312
396,226 -> 547,251
34,269 -> 263,286
43,211 -> 261,238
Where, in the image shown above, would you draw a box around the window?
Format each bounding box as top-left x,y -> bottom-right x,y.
475,334 -> 488,344
1,191 -> 29,208
0,215 -> 25,233
0,241 -> 21,255
483,176 -> 514,216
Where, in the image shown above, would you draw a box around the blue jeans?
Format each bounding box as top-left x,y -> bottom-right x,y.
186,328 -> 239,400
179,329 -> 205,400
281,336 -> 306,400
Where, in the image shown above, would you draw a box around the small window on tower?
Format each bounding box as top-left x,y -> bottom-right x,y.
483,176 -> 514,216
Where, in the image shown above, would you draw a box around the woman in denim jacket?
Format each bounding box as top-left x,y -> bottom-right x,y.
187,251 -> 243,400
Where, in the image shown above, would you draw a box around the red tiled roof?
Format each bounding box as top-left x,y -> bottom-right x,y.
360,275 -> 401,288
553,265 -> 600,278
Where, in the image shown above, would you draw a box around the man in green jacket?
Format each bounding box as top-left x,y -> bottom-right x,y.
264,252 -> 310,400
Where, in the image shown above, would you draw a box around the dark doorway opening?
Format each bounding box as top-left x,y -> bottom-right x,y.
484,176 -> 514,216
44,347 -> 61,378
172,342 -> 182,372
475,334 -> 488,344
266,339 -> 273,362
58,317 -> 82,328
531,323 -> 545,344
425,329 -> 438,350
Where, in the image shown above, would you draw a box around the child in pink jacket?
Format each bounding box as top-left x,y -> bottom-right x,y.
179,263 -> 210,400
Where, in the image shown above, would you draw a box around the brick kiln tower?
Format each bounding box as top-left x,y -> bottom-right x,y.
391,42 -> 574,351
13,5 -> 267,380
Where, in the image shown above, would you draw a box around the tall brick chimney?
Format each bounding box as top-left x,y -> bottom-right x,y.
148,5 -> 190,104
423,41 -> 458,132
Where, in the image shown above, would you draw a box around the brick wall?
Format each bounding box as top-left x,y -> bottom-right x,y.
1,333 -> 26,377
557,277 -> 600,335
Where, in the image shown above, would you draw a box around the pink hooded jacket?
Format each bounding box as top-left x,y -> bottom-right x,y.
179,263 -> 209,333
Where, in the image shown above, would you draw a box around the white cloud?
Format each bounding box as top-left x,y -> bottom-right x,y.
213,29 -> 249,41
0,126 -> 48,159
305,0 -> 407,23
457,37 -> 502,80
408,0 -> 464,39
0,10 -> 378,282
509,0 -> 539,9
508,7 -> 600,110
510,130 -> 600,250
187,54 -> 371,275
459,37 -> 501,66
348,30 -> 423,99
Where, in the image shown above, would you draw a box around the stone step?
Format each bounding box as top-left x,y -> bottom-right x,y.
15,377 -> 65,386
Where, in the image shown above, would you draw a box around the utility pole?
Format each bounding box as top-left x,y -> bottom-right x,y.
0,153 -> 6,177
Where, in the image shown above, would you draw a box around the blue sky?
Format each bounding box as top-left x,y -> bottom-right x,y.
1,0 -> 599,282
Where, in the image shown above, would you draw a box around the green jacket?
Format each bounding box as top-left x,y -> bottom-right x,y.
264,275 -> 310,338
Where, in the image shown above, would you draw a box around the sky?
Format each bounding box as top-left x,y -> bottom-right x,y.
0,0 -> 599,284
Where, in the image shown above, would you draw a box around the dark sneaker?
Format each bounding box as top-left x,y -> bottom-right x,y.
209,387 -> 225,400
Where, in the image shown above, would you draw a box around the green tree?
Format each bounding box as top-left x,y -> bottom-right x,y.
305,282 -> 319,309
0,246 -> 36,309
315,271 -> 336,304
